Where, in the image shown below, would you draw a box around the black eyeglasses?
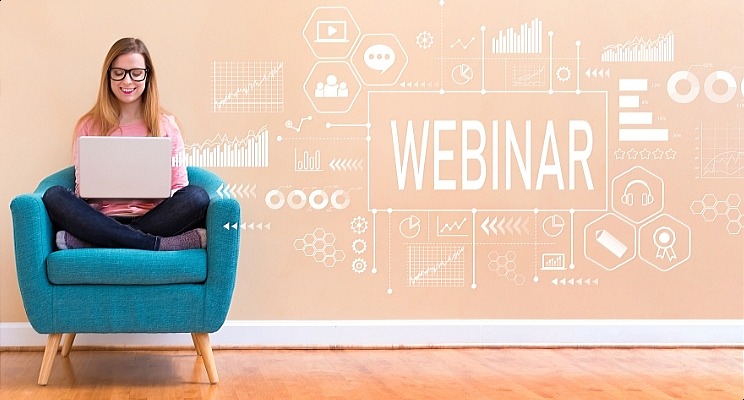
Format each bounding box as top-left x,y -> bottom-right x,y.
108,67 -> 149,82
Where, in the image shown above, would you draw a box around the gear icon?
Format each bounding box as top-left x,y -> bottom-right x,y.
350,216 -> 368,234
351,258 -> 367,273
416,31 -> 434,49
352,238 -> 367,254
556,66 -> 571,82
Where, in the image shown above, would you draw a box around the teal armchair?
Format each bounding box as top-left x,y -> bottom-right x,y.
10,166 -> 241,385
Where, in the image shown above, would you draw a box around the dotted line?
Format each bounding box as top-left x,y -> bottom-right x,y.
435,57 -> 587,61
387,212 -> 392,293
476,242 -> 556,246
533,214 -> 538,280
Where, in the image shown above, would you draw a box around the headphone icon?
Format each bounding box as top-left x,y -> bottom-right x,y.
621,179 -> 654,206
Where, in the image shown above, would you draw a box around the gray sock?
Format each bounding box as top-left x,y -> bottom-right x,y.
56,231 -> 94,250
159,228 -> 207,251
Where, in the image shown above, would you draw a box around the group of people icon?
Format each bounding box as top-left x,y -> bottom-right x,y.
314,74 -> 349,98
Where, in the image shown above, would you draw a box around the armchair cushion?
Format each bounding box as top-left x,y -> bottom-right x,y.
46,249 -> 207,285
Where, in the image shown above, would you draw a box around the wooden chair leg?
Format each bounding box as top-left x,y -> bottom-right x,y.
191,333 -> 202,356
192,333 -> 218,384
61,333 -> 76,357
38,334 -> 62,385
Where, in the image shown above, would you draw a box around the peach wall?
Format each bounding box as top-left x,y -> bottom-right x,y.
1,0 -> 742,324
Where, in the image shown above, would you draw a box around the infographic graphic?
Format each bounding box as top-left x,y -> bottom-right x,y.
176,1 -> 744,318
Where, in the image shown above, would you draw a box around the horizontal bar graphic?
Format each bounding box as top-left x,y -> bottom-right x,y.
618,79 -> 648,91
618,95 -> 640,108
619,112 -> 653,125
619,128 -> 669,142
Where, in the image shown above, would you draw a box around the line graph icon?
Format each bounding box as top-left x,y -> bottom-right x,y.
173,127 -> 269,168
450,36 -> 475,49
697,122 -> 744,178
407,244 -> 466,287
512,64 -> 545,87
212,61 -> 284,113
601,31 -> 674,62
437,216 -> 468,237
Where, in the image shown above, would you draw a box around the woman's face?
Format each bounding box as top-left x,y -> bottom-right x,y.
109,53 -> 147,106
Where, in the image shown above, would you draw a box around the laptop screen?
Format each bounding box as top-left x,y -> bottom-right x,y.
78,136 -> 172,199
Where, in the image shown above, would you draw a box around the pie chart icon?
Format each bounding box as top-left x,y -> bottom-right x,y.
399,215 -> 421,238
542,214 -> 565,237
451,63 -> 474,85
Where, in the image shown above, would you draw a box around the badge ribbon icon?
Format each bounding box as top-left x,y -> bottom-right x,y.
653,226 -> 677,261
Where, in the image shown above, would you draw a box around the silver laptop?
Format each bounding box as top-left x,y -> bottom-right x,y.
78,136 -> 172,199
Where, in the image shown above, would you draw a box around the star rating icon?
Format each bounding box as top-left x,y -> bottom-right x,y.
614,148 -> 678,160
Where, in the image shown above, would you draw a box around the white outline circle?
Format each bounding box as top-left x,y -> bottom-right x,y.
330,189 -> 350,209
287,190 -> 308,209
308,189 -> 329,210
704,70 -> 737,104
352,238 -> 367,254
265,189 -> 285,210
667,71 -> 700,104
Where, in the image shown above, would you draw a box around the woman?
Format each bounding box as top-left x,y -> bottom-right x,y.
42,38 -> 209,251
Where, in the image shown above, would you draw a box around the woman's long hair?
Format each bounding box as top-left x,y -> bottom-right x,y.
78,38 -> 161,137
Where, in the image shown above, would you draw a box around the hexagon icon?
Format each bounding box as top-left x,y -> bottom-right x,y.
304,61 -> 361,114
638,214 -> 691,272
612,166 -> 664,224
584,213 -> 636,271
350,33 -> 408,86
303,7 -> 360,59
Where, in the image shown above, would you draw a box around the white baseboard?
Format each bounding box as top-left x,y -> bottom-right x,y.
1,320 -> 742,348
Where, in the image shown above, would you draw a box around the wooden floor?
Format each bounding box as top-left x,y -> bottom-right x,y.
0,348 -> 741,399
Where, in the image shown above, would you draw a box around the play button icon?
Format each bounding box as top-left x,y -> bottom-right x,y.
315,21 -> 348,43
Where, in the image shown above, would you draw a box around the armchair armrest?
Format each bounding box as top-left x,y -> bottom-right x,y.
9,193 -> 55,332
203,197 -> 241,331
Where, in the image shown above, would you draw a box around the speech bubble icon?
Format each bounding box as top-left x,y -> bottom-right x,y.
363,44 -> 395,74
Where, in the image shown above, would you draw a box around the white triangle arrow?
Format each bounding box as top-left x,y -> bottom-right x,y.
481,217 -> 491,235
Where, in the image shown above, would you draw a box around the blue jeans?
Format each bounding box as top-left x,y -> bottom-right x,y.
42,185 -> 210,250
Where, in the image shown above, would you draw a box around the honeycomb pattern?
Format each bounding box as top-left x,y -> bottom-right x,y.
690,193 -> 742,234
293,228 -> 346,267
487,251 -> 525,285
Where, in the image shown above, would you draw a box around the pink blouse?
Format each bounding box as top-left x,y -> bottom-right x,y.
73,114 -> 189,217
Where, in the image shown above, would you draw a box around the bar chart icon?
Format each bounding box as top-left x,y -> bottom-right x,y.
618,78 -> 668,142
173,128 -> 269,168
492,18 -> 543,54
541,253 -> 566,270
